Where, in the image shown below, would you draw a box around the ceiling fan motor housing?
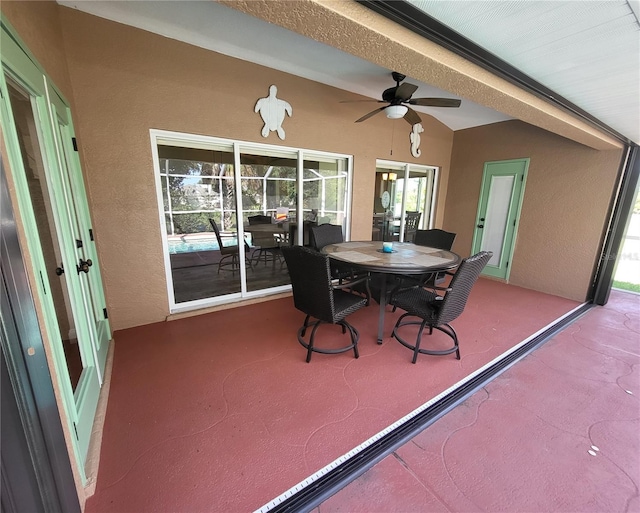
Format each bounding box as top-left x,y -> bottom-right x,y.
382,87 -> 401,103
383,71 -> 407,102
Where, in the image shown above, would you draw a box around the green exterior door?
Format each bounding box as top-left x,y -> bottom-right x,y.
471,159 -> 529,279
1,19 -> 111,476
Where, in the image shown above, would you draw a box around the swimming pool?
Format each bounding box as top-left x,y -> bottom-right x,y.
168,237 -> 222,254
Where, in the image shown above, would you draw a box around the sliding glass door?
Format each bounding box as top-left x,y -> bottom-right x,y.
239,148 -> 297,292
374,161 -> 437,242
153,132 -> 352,313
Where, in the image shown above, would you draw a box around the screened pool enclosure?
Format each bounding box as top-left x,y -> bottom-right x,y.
151,131 -> 352,312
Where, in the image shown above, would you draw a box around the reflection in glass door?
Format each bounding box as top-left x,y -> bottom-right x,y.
374,161 -> 436,242
157,143 -> 243,303
240,148 -> 296,293
301,154 -> 349,237
154,132 -> 353,312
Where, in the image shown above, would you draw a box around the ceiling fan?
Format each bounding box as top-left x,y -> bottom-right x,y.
342,71 -> 461,125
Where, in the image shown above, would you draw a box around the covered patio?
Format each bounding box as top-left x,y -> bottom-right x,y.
0,1 -> 637,511
85,279 -> 583,511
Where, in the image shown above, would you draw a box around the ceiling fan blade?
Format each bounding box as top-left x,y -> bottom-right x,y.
408,97 -> 462,108
394,82 -> 418,101
403,107 -> 422,125
339,99 -> 385,103
355,106 -> 387,123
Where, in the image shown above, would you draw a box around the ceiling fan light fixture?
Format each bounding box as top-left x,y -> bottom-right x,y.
385,105 -> 408,119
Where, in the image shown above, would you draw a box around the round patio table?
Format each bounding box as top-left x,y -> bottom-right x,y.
322,241 -> 461,343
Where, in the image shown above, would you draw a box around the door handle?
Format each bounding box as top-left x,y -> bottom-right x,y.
76,258 -> 93,274
55,264 -> 64,276
477,224 -> 484,228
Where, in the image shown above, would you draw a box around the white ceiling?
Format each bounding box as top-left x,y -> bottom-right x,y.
58,0 -> 639,144
409,0 -> 640,144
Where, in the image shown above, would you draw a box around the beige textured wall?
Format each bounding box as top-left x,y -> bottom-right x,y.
1,0 -> 73,102
56,8 -> 454,330
447,120 -> 622,301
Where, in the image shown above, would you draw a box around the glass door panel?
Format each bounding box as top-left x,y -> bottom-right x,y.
6,79 -> 88,392
154,133 -> 353,311
158,143 -> 242,302
303,155 -> 349,230
398,168 -> 434,241
240,149 -> 296,292
375,163 -> 403,241
480,175 -> 515,266
375,162 -> 436,242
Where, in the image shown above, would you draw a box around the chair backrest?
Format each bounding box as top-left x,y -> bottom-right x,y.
209,218 -> 225,248
281,245 -> 336,322
310,224 -> 344,251
288,220 -> 316,246
414,229 -> 456,250
248,214 -> 272,225
437,251 -> 492,325
404,211 -> 421,242
209,218 -> 244,253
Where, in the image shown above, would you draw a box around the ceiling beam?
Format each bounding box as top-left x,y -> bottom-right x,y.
220,0 -> 622,150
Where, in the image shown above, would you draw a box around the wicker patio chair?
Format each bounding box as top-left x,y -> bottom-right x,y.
309,223 -> 344,251
414,228 -> 456,250
281,245 -> 370,362
310,223 -> 368,284
389,251 -> 492,363
413,228 -> 457,287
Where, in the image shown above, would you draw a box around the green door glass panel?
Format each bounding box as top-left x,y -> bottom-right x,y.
472,159 -> 529,279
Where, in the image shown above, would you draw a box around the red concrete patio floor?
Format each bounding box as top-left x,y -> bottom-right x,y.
85,282 -> 638,512
320,289 -> 640,513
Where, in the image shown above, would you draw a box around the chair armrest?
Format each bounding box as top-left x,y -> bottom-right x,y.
332,274 -> 368,290
332,274 -> 371,304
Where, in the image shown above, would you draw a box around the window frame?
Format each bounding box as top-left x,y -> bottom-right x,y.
150,129 -> 354,313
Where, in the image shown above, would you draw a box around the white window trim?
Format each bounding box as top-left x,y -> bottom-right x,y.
150,129 -> 354,314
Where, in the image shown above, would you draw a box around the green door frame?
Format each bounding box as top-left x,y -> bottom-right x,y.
471,158 -> 529,280
1,18 -> 111,477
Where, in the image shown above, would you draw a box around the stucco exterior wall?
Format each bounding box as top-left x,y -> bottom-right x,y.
56,7 -> 454,330
1,0 -> 73,104
447,120 -> 622,301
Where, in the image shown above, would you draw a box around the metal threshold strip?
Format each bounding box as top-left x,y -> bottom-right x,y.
255,301 -> 593,513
